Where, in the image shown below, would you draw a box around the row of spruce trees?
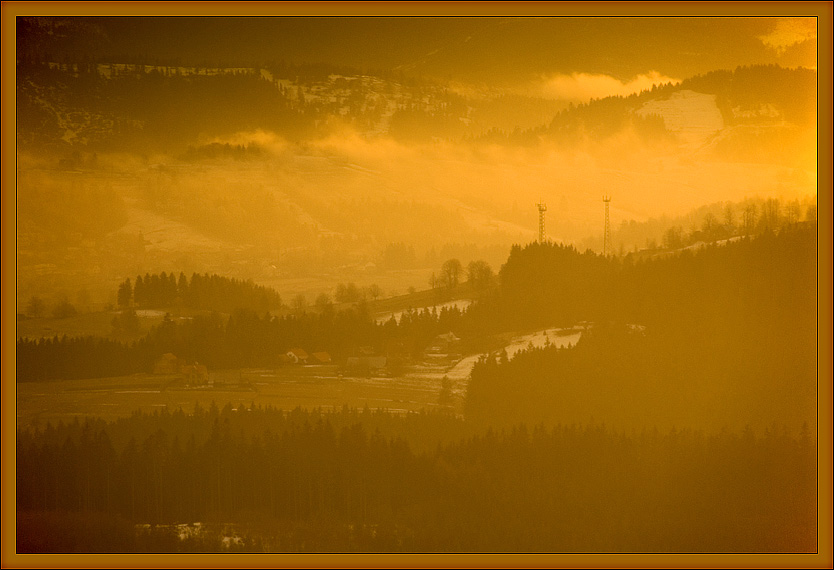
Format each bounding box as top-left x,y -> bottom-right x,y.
116,272 -> 282,313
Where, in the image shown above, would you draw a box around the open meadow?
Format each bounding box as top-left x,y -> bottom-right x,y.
16,368 -> 447,429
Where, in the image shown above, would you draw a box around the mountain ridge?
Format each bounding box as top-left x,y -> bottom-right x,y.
17,60 -> 816,159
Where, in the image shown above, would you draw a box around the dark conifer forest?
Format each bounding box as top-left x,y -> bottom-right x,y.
17,404 -> 816,553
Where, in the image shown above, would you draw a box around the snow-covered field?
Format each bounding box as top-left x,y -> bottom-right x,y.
405,327 -> 584,401
134,309 -> 168,318
503,327 -> 583,358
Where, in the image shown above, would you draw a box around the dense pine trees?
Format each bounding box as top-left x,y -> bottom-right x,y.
17,406 -> 816,553
118,272 -> 282,313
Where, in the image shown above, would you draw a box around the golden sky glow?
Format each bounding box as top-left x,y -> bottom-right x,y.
11,11 -> 821,306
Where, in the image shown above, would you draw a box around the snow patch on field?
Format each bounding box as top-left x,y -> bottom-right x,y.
375,299 -> 473,324
411,327 -> 583,383
503,327 -> 583,358
135,309 -> 167,317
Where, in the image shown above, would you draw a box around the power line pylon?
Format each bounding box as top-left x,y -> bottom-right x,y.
536,202 -> 547,243
603,196 -> 612,256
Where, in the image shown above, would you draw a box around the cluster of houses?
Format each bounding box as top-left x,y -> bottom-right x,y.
425,332 -> 461,355
346,346 -> 389,377
152,332 -> 460,380
153,353 -> 209,386
281,348 -> 332,365
284,346 -> 390,377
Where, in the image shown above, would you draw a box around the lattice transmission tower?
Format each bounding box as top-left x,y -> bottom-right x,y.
603,196 -> 612,256
536,202 -> 547,243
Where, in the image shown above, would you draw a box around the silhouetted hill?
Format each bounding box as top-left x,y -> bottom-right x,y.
465,225 -> 817,432
16,17 -> 816,87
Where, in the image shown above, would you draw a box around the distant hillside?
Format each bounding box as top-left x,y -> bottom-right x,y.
479,65 -> 816,164
17,57 -> 815,163
15,17 -> 817,87
16,59 -> 566,152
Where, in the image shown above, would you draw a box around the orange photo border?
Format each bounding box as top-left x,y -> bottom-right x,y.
2,2 -> 831,568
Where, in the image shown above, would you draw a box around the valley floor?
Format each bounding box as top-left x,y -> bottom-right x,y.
16,326 -> 584,428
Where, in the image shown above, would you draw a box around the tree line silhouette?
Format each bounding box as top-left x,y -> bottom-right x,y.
581,195 -> 816,255
117,272 -> 283,312
16,302 -> 466,382
17,225 -> 815,386
17,405 -> 816,552
483,224 -> 814,332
